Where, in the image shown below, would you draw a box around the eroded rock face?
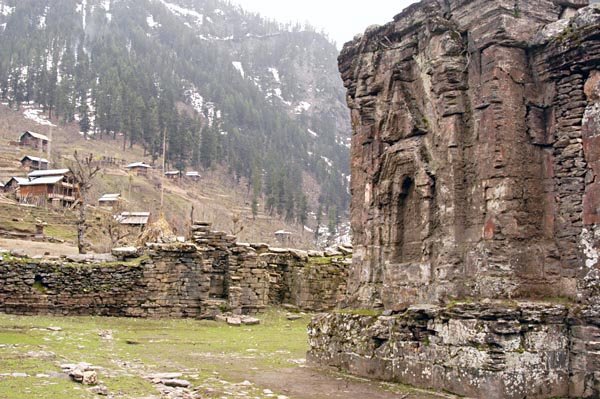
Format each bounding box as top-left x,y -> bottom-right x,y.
341,0 -> 600,309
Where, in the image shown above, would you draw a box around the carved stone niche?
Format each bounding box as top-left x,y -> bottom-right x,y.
375,138 -> 435,306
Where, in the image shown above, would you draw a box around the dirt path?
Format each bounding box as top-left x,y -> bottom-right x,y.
236,365 -> 456,399
0,237 -> 78,256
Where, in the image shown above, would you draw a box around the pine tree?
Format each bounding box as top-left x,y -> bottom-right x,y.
79,102 -> 91,139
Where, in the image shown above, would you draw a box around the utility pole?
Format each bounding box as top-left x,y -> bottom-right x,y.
160,127 -> 166,214
47,126 -> 52,170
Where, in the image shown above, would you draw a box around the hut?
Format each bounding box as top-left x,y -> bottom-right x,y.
20,156 -> 49,171
98,193 -> 121,208
185,171 -> 200,181
115,212 -> 150,234
3,177 -> 29,194
125,162 -> 151,176
19,131 -> 50,151
165,170 -> 181,180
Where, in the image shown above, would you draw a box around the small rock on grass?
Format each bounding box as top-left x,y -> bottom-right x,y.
162,379 -> 191,388
226,317 -> 242,326
241,317 -> 260,325
88,385 -> 109,396
286,314 -> 302,321
62,363 -> 98,385
147,372 -> 183,380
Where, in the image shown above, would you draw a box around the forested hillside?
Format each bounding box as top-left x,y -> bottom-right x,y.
0,0 -> 350,225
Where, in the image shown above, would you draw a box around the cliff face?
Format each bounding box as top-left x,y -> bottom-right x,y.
340,0 -> 600,309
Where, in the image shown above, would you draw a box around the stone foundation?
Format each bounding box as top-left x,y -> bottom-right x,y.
308,302 -> 600,398
0,224 -> 350,317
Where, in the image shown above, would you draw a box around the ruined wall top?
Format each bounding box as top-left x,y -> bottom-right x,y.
340,0 -> 600,309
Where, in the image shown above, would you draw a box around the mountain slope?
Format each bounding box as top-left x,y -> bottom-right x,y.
0,0 -> 350,224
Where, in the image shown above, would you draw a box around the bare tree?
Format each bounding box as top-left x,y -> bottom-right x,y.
70,151 -> 101,254
230,212 -> 244,236
103,202 -> 130,247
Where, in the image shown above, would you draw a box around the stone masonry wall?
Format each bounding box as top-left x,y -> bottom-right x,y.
341,0 -> 599,308
308,302 -> 600,398
0,223 -> 350,317
309,1 -> 600,398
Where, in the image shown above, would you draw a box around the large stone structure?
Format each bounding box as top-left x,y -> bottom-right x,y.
308,1 -> 600,398
0,224 -> 350,317
341,0 -> 600,308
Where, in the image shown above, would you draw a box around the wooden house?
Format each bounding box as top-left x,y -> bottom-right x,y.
125,162 -> 151,176
99,193 -> 121,208
3,177 -> 28,194
20,156 -> 49,171
115,212 -> 150,234
18,169 -> 79,208
165,171 -> 181,180
19,131 -> 50,151
185,171 -> 200,181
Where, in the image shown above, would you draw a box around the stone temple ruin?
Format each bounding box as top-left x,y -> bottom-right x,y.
308,1 -> 600,398
1,1 -> 599,398
0,223 -> 350,317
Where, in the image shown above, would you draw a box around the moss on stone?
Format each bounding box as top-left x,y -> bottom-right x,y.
337,308 -> 383,317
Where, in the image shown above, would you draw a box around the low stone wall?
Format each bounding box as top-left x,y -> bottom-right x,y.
308,302 -> 600,399
0,259 -> 148,316
0,226 -> 350,318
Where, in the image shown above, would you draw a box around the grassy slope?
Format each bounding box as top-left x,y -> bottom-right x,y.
0,103 -> 317,251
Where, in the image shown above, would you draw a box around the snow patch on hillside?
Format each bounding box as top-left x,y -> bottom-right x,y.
160,0 -> 204,26
268,67 -> 280,83
307,128 -> 318,138
320,156 -> 333,168
214,8 -> 225,16
38,6 -> 49,29
266,88 -> 291,105
147,15 -> 160,28
232,61 -> 245,78
23,107 -> 56,127
0,4 -> 14,17
294,101 -> 311,114
76,0 -> 88,31
185,87 -> 204,114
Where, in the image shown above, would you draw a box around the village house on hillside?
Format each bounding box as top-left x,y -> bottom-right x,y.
115,212 -> 150,234
185,171 -> 200,181
165,170 -> 180,180
18,169 -> 79,208
18,131 -> 50,151
20,156 -> 49,171
98,193 -> 121,208
125,162 -> 151,176
3,177 -> 28,194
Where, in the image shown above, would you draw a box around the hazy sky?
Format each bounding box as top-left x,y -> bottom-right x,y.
230,0 -> 419,48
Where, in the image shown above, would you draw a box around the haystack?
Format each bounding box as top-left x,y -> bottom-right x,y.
137,213 -> 175,245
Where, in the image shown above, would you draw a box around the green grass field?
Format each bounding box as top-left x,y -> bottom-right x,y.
0,310 -> 310,399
